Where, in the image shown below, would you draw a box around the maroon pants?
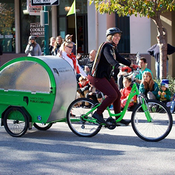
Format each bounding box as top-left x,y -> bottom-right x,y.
88,75 -> 121,115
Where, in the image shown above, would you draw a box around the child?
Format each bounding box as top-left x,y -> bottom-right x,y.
77,76 -> 90,98
157,79 -> 171,104
120,77 -> 137,110
139,71 -> 159,100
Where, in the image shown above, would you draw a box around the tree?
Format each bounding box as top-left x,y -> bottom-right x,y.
0,3 -> 14,35
89,0 -> 175,79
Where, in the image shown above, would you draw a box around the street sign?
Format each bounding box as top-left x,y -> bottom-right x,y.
28,0 -> 42,15
31,0 -> 60,6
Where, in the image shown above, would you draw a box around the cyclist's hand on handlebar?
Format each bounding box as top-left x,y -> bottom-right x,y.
121,66 -> 132,73
130,64 -> 140,70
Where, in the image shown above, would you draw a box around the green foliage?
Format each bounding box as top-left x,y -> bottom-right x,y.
154,76 -> 175,96
89,0 -> 175,18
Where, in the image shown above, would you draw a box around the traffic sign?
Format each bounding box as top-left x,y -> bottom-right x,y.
31,0 -> 60,6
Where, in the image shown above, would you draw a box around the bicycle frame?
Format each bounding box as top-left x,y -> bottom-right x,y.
80,82 -> 152,125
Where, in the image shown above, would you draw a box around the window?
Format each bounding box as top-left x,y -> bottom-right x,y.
0,61 -> 51,92
20,0 -> 52,53
116,14 -> 130,53
0,1 -> 15,53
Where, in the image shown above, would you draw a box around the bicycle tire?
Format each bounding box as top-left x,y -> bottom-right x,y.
33,123 -> 52,131
66,98 -> 102,137
131,99 -> 173,142
3,107 -> 29,137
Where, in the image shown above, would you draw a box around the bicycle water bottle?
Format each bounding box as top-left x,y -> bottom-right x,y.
170,100 -> 175,113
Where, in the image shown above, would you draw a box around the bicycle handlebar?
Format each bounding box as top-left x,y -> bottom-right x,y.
119,64 -> 140,82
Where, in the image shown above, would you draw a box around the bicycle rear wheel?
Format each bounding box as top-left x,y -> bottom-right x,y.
131,100 -> 173,142
66,98 -> 102,137
3,107 -> 29,137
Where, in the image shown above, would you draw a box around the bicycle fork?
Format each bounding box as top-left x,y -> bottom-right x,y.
139,96 -> 152,122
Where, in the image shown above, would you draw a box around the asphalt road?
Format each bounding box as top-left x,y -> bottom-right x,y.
0,113 -> 175,175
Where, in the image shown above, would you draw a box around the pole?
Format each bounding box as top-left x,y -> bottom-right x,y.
74,0 -> 77,56
44,6 -> 49,55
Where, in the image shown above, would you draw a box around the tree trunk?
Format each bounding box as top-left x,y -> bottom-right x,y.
152,14 -> 168,80
159,39 -> 167,79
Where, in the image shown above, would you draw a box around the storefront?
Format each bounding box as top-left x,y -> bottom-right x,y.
0,0 -> 88,55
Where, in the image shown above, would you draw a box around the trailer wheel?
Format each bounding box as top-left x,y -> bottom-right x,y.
3,107 -> 29,137
33,123 -> 52,131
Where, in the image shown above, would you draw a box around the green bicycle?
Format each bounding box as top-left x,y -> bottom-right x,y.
66,72 -> 173,142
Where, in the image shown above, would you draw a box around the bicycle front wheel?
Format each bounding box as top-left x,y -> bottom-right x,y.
67,98 -> 102,137
131,100 -> 173,142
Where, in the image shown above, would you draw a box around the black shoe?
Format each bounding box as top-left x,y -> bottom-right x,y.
92,112 -> 106,124
116,119 -> 131,126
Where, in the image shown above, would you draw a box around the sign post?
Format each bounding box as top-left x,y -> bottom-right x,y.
43,6 -> 49,55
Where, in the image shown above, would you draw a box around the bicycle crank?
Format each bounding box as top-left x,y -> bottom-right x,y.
106,117 -> 116,130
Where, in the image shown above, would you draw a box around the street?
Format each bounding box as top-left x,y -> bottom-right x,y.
0,113 -> 175,175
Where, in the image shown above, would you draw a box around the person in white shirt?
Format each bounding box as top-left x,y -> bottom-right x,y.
59,41 -> 87,78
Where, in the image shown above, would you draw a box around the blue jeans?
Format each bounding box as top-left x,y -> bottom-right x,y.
155,60 -> 168,80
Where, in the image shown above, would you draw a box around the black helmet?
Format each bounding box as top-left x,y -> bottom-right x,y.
106,27 -> 122,37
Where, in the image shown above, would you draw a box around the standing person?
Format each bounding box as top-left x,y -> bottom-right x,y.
49,37 -> 55,55
87,27 -> 134,125
135,57 -> 153,85
65,34 -> 76,55
147,36 -> 175,80
139,71 -> 159,100
59,41 -> 87,78
53,36 -> 63,55
84,50 -> 97,75
25,36 -> 41,56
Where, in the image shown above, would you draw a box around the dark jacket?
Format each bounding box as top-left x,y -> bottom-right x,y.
94,43 -> 131,80
49,45 -> 54,55
147,43 -> 175,62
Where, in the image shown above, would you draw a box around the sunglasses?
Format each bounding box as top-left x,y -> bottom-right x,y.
66,46 -> 73,49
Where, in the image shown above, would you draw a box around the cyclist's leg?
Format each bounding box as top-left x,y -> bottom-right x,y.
88,76 -> 119,115
109,78 -> 131,125
109,78 -> 121,114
